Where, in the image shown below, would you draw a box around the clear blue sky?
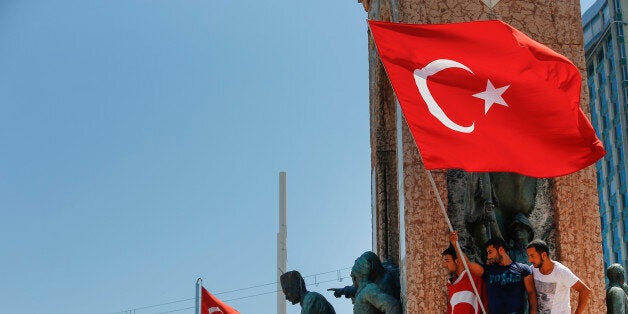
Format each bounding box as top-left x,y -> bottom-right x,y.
0,1 -> 597,314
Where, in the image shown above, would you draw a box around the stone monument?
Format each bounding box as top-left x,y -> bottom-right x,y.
362,0 -> 605,312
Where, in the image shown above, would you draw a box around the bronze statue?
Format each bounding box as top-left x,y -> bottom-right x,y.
506,213 -> 534,263
328,251 -> 400,301
280,270 -> 336,314
606,263 -> 628,314
348,251 -> 401,314
464,172 -> 537,263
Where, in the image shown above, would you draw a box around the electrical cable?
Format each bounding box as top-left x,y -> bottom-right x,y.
154,275 -> 351,314
109,266 -> 350,314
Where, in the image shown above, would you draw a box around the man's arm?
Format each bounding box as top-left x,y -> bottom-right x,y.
572,280 -> 591,314
523,274 -> 538,314
449,231 -> 484,277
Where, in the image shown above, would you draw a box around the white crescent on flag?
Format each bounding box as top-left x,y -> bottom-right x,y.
209,307 -> 224,314
413,59 -> 476,133
413,59 -> 510,133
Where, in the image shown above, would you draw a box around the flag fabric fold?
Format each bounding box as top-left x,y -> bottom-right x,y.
201,287 -> 240,314
368,19 -> 605,178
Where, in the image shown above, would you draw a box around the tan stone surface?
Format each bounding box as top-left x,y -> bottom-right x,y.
400,117 -> 450,313
553,166 -> 606,312
366,0 -> 604,312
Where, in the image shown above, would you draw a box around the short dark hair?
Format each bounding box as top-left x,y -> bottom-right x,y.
485,237 -> 507,250
442,245 -> 457,260
527,239 -> 550,256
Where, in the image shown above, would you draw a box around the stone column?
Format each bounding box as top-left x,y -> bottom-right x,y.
365,0 -> 401,265
363,0 -> 605,312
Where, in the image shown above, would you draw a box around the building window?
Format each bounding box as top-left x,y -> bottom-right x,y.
593,16 -> 603,37
585,25 -> 593,45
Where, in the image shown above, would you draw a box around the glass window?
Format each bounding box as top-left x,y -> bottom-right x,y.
598,49 -> 606,68
593,16 -> 603,36
603,3 -> 611,25
584,26 -> 593,45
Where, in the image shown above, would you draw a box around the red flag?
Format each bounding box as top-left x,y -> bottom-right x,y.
368,20 -> 605,178
201,287 -> 239,314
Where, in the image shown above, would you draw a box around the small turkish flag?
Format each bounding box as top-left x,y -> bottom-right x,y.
368,20 -> 605,178
201,287 -> 239,314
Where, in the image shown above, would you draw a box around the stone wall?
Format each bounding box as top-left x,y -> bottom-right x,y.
364,0 -> 605,312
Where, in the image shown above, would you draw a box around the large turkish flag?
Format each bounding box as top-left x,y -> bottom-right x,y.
368,20 -> 605,178
201,287 -> 239,314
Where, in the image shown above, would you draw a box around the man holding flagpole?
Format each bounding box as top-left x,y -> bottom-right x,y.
450,231 -> 537,314
442,244 -> 487,313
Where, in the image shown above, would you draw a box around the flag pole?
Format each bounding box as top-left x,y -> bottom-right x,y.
425,169 -> 487,314
396,100 -> 486,313
196,278 -> 202,314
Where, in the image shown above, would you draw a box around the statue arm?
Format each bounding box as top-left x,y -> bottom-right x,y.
327,285 -> 355,298
364,284 -> 402,314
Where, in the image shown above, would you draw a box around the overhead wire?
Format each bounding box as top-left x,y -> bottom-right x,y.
109,266 -> 351,314
155,275 -> 351,314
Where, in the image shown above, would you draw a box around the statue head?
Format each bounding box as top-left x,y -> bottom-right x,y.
351,251 -> 383,290
508,213 -> 534,246
280,271 -> 307,305
607,264 -> 626,286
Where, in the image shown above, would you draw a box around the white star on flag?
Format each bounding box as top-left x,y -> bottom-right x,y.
473,80 -> 510,114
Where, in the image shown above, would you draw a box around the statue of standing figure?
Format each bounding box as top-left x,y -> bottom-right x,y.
464,172 -> 537,263
280,270 -> 336,314
328,251 -> 400,302
606,263 -> 628,314
328,251 -> 401,314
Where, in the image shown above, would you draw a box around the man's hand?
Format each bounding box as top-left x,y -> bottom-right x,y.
449,231 -> 458,246
449,230 -> 485,277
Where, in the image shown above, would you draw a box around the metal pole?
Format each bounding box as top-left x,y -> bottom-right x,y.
196,278 -> 202,314
277,172 -> 287,314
